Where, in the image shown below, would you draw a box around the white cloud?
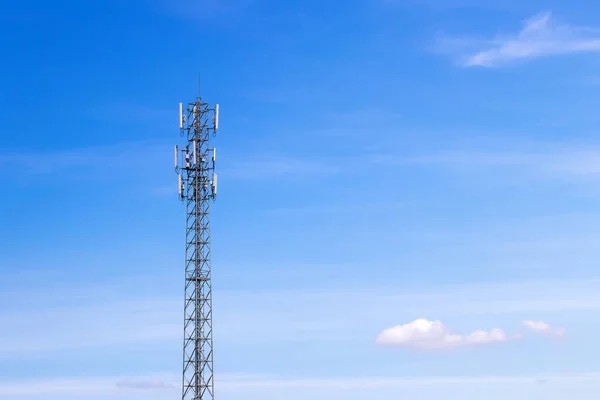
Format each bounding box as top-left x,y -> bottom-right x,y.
522,320 -> 566,337
375,319 -> 512,350
440,12 -> 600,67
376,318 -> 569,351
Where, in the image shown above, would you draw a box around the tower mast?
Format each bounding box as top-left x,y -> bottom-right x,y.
175,92 -> 219,400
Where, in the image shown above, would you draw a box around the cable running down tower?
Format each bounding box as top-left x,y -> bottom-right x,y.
174,94 -> 219,400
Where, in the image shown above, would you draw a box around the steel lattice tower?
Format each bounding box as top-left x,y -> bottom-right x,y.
174,94 -> 219,400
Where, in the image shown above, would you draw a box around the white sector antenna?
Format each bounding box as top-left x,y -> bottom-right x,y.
174,145 -> 179,169
192,140 -> 197,165
212,147 -> 216,163
179,102 -> 184,129
212,172 -> 218,196
214,104 -> 219,130
178,174 -> 182,196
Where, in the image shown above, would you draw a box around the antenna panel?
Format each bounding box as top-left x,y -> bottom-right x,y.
179,103 -> 184,129
192,140 -> 197,165
174,92 -> 220,400
214,104 -> 219,131
212,147 -> 216,163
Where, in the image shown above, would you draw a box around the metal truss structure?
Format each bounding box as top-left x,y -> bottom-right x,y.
174,94 -> 219,400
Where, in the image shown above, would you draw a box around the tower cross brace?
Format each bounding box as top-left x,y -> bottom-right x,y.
175,95 -> 219,400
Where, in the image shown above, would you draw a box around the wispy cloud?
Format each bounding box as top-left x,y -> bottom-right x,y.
523,320 -> 566,337
218,372 -> 600,389
3,371 -> 600,398
373,146 -> 600,181
0,141 -> 169,176
438,12 -> 600,67
0,298 -> 180,357
87,101 -> 174,124
261,201 -> 407,217
0,143 -> 338,184
0,374 -> 179,398
115,378 -> 176,390
156,0 -> 254,22
222,155 -> 341,179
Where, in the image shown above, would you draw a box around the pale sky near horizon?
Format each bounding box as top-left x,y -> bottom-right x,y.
2,0 -> 600,399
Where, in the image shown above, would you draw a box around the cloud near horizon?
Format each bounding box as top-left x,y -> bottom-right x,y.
3,371 -> 600,398
438,12 -> 600,67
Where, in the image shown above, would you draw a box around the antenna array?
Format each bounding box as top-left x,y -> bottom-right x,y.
174,94 -> 219,400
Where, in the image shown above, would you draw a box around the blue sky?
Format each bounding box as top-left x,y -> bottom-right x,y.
2,0 -> 600,398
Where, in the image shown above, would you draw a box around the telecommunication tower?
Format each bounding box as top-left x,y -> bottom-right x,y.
174,92 -> 219,400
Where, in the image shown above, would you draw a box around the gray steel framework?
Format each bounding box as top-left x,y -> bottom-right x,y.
175,95 -> 218,400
